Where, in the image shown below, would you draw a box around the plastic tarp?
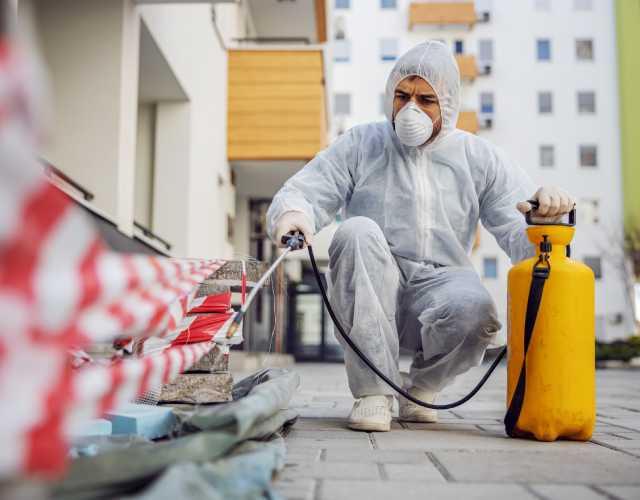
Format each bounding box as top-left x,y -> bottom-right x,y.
52,369 -> 300,500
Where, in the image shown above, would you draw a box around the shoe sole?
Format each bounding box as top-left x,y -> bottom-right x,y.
347,421 -> 391,432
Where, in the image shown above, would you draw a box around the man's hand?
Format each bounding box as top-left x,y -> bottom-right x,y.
274,211 -> 314,249
517,186 -> 575,221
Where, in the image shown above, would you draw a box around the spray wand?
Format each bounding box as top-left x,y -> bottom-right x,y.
225,232 -> 305,338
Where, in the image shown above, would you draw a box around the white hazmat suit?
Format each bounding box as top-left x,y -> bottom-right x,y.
267,41 -> 536,397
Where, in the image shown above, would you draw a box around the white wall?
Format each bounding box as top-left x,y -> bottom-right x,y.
139,5 -> 237,260
329,0 -> 631,340
135,103 -> 155,227
30,0 -> 140,235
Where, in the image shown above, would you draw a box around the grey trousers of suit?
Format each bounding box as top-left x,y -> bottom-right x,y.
327,216 -> 502,398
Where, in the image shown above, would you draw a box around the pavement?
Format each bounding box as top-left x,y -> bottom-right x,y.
273,359 -> 640,500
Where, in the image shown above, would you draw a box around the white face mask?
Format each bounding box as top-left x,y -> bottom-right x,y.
394,101 -> 438,147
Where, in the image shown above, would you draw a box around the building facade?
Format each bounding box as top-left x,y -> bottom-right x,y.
19,0 -> 330,352
328,0 -> 633,341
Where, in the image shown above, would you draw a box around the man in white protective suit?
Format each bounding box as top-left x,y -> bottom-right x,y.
266,41 -> 575,432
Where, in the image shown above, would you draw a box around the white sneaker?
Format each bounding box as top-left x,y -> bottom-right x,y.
348,395 -> 393,432
399,387 -> 439,423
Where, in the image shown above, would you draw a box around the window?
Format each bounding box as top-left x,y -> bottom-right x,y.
478,39 -> 493,63
538,91 -> 553,113
333,39 -> 351,62
580,198 -> 600,224
334,93 -> 351,115
380,38 -> 398,61
539,145 -> 555,167
574,0 -> 592,10
335,0 -> 350,8
334,17 -> 346,40
454,40 -> 464,55
480,92 -> 494,114
583,256 -> 602,279
534,0 -> 550,11
483,257 -> 498,279
380,0 -> 396,8
579,145 -> 597,167
577,91 -> 596,113
576,39 -> 594,60
537,39 -> 551,61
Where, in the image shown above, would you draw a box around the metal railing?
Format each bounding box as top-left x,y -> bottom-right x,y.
134,221 -> 172,252
42,159 -> 95,201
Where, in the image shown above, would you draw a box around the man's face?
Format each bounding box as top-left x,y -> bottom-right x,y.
393,76 -> 442,144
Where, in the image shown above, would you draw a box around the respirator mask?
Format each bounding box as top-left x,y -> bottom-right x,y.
394,101 -> 440,147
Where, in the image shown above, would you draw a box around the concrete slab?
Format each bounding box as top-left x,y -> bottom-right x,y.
529,484 -> 607,500
433,449 -> 640,484
282,362 -> 640,496
382,463 -> 446,482
374,428 -> 602,451
273,477 -> 316,500
599,486 -> 640,500
159,372 -> 232,404
323,449 -> 432,464
286,437 -> 373,451
319,481 -> 539,500
279,461 -> 380,480
287,429 -> 373,440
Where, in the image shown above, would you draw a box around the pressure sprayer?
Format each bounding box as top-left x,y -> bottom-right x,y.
229,202 -> 595,441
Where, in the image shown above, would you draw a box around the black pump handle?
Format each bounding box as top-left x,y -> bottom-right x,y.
525,199 -> 576,227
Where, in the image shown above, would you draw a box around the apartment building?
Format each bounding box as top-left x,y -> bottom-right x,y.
328,0 -> 633,341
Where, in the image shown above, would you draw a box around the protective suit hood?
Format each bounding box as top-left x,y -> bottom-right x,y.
384,41 -> 460,145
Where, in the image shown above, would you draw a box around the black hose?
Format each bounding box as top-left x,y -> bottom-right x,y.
308,245 -> 506,410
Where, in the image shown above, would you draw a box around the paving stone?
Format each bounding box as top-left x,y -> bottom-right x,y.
285,447 -> 323,462
476,424 -> 507,434
279,461 -> 379,480
591,437 -> 640,450
529,484 -> 607,500
292,418 -> 351,431
295,407 -> 350,419
599,486 -> 640,500
273,477 -> 316,500
282,362 -> 640,494
323,449 -> 431,464
382,463 -> 446,482
286,437 -> 373,450
433,449 -> 640,484
287,429 -> 371,440
374,428 -> 601,451
319,481 -> 538,500
159,372 -> 232,404
401,422 -> 480,432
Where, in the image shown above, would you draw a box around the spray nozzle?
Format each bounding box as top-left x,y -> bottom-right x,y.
281,231 -> 306,251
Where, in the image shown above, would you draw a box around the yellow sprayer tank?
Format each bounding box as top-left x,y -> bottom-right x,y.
506,217 -> 595,441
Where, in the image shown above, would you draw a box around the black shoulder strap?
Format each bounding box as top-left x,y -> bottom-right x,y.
504,258 -> 550,437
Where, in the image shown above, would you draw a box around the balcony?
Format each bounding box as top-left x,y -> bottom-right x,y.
456,111 -> 479,134
455,54 -> 478,81
227,49 -> 328,161
409,2 -> 476,30
239,0 -> 327,44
